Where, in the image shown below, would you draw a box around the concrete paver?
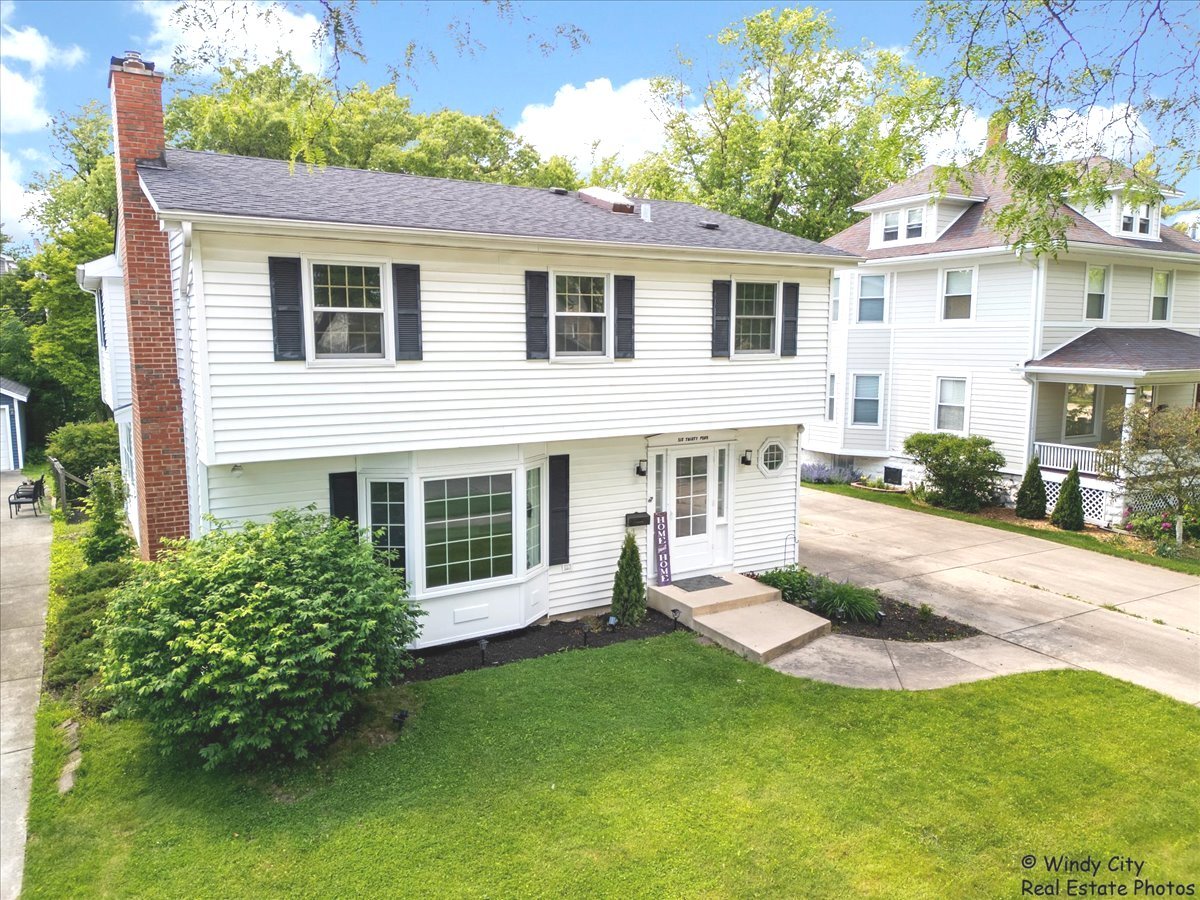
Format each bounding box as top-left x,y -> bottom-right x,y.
1116,587 -> 1200,633
771,635 -> 901,689
885,641 -> 996,690
0,679 -> 39,755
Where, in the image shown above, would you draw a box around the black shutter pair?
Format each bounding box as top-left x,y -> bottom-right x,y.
711,280 -> 800,358
269,257 -> 422,360
526,272 -> 635,359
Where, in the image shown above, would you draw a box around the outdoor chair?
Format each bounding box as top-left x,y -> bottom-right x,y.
8,476 -> 45,517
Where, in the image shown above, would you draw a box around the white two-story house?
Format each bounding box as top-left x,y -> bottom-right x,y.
83,52 -> 854,647
806,162 -> 1200,525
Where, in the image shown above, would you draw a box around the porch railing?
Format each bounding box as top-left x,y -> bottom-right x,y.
1033,442 -> 1116,477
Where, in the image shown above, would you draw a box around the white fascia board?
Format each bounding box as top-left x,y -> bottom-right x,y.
1059,243 -> 1200,265
1023,365 -> 1146,379
853,193 -> 986,213
857,246 -> 1017,268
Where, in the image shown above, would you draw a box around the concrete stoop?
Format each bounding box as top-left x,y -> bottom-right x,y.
648,572 -> 831,664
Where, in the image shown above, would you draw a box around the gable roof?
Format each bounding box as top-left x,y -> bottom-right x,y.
1026,328 -> 1200,374
136,149 -> 855,260
827,164 -> 1200,261
855,166 -> 990,207
0,376 -> 31,401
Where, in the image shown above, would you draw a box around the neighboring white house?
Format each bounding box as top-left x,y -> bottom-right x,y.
84,54 -> 856,647
0,376 -> 31,471
807,162 -> 1200,525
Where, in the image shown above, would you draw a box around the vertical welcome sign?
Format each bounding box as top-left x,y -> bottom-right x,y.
653,511 -> 672,586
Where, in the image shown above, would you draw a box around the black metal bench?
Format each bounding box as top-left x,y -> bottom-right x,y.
8,476 -> 45,517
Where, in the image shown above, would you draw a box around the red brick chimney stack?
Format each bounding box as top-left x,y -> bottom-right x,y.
109,51 -> 189,558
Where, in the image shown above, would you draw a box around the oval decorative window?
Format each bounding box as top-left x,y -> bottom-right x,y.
758,439 -> 786,476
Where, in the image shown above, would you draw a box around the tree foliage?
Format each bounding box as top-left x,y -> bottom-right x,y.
903,432 -> 1006,512
1050,465 -> 1085,531
46,420 -> 120,480
1103,402 -> 1200,520
1015,456 -> 1048,520
599,8 -> 943,241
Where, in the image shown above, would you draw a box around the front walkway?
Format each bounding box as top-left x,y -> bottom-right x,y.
779,487 -> 1200,705
0,471 -> 51,900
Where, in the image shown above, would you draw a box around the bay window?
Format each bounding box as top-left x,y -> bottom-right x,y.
424,474 -> 513,588
368,482 -> 407,570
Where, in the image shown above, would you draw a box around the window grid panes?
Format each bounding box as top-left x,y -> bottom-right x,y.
859,275 -> 885,322
734,282 -> 777,352
1086,266 -> 1107,319
943,269 -> 973,319
716,448 -> 727,519
1152,272 -> 1170,321
526,467 -> 542,568
312,263 -> 384,358
369,482 -> 406,570
827,373 -> 836,421
853,375 -> 881,426
883,211 -> 899,242
831,276 -> 841,321
1065,383 -> 1097,438
936,378 -> 967,431
761,442 -> 784,472
555,274 -> 606,355
906,207 -> 923,238
674,455 -> 708,538
424,474 -> 513,589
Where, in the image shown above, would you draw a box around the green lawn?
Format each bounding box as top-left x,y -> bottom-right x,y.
24,635 -> 1200,899
804,481 -> 1200,576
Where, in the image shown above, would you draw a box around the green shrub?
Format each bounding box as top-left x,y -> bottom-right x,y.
60,559 -> 134,597
46,420 -> 119,480
82,464 -> 134,565
1015,456 -> 1048,519
753,565 -> 813,605
44,589 -> 112,697
611,531 -> 646,626
809,579 -> 880,622
902,432 -> 1006,512
101,509 -> 422,770
1050,465 -> 1085,531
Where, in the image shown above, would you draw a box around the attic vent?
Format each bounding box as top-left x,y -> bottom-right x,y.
549,187 -> 569,196
700,221 -> 720,230
578,185 -> 635,214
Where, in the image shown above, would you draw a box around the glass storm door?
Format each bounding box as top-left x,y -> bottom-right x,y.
667,449 -> 716,575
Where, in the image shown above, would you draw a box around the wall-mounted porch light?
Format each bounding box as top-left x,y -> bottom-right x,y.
740,450 -> 753,466
230,463 -> 244,478
635,459 -> 648,477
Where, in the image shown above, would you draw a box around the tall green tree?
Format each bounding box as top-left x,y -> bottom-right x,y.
603,8 -> 943,241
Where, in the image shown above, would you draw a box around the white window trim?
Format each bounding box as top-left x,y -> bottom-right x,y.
830,275 -> 841,323
856,273 -> 888,325
1149,269 -> 1173,323
730,279 -> 784,358
826,372 -> 837,422
757,437 -> 787,477
363,476 -> 413,578
939,265 -> 977,322
549,269 -> 614,363
873,203 -> 934,247
932,374 -> 970,434
302,254 -> 394,367
524,461 -> 548,572
905,206 -> 925,239
1083,263 -> 1110,321
715,445 -> 731,523
850,372 -> 884,429
1116,199 -> 1159,240
1061,383 -> 1101,443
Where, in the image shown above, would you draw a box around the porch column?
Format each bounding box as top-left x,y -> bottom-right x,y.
1109,386 -> 1138,526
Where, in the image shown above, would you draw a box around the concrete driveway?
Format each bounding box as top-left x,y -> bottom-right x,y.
796,487 -> 1200,705
1,471 -> 51,900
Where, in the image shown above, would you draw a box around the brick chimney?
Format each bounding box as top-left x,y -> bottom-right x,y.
109,51 -> 189,558
986,110 -> 1011,150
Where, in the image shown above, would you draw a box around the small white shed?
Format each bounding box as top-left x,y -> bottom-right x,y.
0,376 -> 31,471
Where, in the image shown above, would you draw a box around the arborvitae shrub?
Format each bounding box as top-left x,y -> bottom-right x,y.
611,531 -> 646,626
1015,456 -> 1048,519
1050,464 -> 1085,531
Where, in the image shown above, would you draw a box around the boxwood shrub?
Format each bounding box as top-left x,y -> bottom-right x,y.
101,509 -> 422,770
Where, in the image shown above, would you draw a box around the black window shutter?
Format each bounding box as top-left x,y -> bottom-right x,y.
526,271 -> 550,359
329,472 -> 359,522
781,282 -> 799,357
614,275 -> 635,359
269,256 -> 304,361
712,280 -> 731,358
548,454 -> 569,565
392,263 -> 422,360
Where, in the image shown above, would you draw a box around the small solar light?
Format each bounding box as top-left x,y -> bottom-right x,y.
875,610 -> 886,627
671,608 -> 681,631
836,607 -> 846,623
479,638 -> 489,665
392,710 -> 409,730
607,615 -> 618,632
582,622 -> 591,647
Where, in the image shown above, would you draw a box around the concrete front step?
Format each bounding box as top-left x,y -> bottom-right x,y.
694,601 -> 832,664
646,572 -> 781,627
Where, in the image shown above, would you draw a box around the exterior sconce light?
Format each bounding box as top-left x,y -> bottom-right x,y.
230,463 -> 244,478
635,459 -> 648,477
740,450 -> 753,466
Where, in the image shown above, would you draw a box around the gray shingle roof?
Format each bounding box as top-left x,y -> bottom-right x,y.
137,150 -> 854,259
0,376 -> 31,400
1027,328 -> 1200,373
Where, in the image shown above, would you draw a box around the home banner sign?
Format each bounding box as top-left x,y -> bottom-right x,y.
653,511 -> 672,586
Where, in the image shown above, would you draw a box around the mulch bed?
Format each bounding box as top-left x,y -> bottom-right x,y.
829,595 -> 980,642
402,609 -> 675,682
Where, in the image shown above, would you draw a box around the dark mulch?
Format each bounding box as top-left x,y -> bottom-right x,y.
830,595 -> 980,642
402,609 -> 676,682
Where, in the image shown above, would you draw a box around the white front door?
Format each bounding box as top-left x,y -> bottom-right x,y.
665,448 -> 717,575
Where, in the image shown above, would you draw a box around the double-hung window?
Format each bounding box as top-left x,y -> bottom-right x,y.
1151,271 -> 1171,321
1085,266 -> 1108,319
1121,204 -> 1152,235
935,378 -> 967,432
906,207 -> 924,239
858,275 -> 885,323
555,274 -> 607,356
831,276 -> 841,322
525,467 -> 542,569
734,282 -> 777,353
1064,383 -> 1097,438
424,474 -> 514,588
882,211 -> 900,242
312,263 -> 385,358
852,374 -> 881,426
826,373 -> 836,421
942,268 -> 973,320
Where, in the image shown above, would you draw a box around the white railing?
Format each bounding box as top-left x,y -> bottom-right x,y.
1033,442 -> 1110,476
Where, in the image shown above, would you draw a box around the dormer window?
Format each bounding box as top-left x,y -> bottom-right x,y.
883,212 -> 900,242
906,207 -> 924,239
1120,203 -> 1153,235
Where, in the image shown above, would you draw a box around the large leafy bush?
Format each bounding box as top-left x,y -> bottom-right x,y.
46,420 -> 119,479
902,432 -> 1006,512
101,509 -> 422,769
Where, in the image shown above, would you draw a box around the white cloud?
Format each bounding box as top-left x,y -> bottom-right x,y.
0,63 -> 49,132
0,23 -> 84,70
0,1 -> 14,25
923,109 -> 989,166
136,0 -> 326,73
516,78 -> 669,171
0,146 -> 38,244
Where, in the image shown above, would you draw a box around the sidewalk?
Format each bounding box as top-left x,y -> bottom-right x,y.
0,471 -> 52,900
